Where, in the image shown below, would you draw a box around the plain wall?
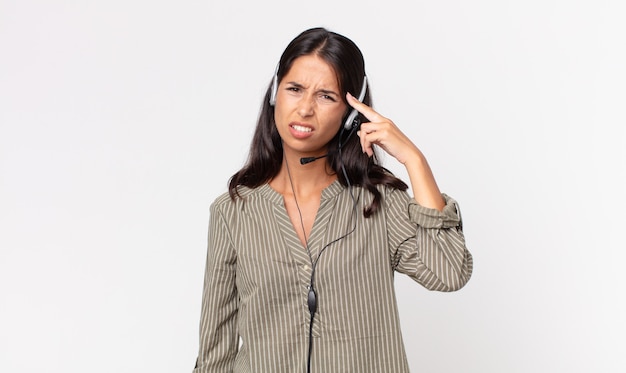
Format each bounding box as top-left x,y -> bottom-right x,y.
1,0 -> 625,372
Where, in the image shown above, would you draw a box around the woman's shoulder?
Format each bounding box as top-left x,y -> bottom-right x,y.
209,184 -> 269,213
211,185 -> 250,204
373,182 -> 410,199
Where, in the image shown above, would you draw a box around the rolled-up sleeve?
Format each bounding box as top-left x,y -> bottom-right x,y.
388,191 -> 473,292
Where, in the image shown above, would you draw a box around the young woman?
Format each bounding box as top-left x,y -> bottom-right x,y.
193,27 -> 473,373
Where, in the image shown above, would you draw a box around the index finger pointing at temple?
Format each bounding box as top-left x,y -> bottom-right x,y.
346,92 -> 384,122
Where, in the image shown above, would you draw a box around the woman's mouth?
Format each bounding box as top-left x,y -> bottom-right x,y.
291,124 -> 312,133
289,123 -> 314,139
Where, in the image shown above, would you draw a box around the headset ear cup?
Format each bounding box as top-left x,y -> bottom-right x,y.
343,76 -> 368,129
343,109 -> 359,130
269,74 -> 278,106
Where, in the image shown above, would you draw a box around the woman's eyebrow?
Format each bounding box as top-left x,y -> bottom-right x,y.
285,81 -> 305,88
317,89 -> 339,96
284,81 -> 339,97
285,82 -> 338,94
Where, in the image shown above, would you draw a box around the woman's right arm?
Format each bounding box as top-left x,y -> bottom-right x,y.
193,204 -> 239,372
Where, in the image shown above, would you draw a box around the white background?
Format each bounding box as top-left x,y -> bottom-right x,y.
1,0 -> 625,372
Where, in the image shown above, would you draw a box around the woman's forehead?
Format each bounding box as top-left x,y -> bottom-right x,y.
283,55 -> 340,89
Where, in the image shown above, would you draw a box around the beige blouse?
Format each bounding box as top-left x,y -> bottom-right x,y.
193,181 -> 473,372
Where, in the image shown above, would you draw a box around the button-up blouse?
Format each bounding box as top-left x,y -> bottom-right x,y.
193,181 -> 473,372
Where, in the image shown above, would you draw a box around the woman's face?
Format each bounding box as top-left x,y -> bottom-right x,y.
274,55 -> 347,158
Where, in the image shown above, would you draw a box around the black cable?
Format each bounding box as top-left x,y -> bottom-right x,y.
286,125 -> 361,373
306,283 -> 317,373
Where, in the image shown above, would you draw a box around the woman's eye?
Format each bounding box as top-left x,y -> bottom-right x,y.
320,94 -> 336,102
287,87 -> 300,93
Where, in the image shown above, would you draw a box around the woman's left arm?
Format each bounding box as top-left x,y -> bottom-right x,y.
388,189 -> 473,291
347,93 -> 446,210
347,93 -> 472,291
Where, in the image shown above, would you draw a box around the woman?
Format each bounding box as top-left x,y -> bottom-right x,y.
193,27 -> 473,373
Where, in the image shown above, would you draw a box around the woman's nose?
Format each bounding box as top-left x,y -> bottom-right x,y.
297,97 -> 315,117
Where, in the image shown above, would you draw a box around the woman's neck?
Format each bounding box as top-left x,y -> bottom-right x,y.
270,154 -> 337,198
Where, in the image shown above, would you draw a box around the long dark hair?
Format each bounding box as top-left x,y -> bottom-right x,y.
228,27 -> 407,217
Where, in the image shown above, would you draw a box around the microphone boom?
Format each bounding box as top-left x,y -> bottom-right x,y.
300,154 -> 328,165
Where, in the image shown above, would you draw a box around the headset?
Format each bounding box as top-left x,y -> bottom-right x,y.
342,76 -> 368,130
269,71 -> 368,130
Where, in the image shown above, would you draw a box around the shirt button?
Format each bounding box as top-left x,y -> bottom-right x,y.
303,264 -> 310,272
